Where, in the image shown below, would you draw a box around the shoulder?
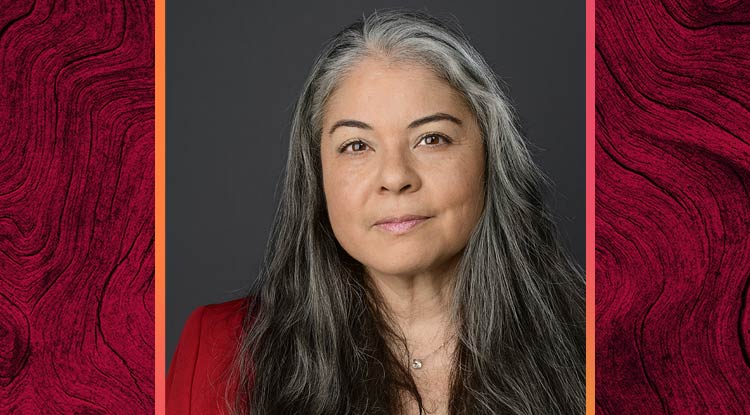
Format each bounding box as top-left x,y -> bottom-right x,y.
179,297 -> 248,361
167,297 -> 251,414
200,297 -> 248,336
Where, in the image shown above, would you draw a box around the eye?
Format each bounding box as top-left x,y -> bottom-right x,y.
339,139 -> 369,153
418,133 -> 451,147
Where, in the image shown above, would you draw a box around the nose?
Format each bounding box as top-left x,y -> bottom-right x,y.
377,147 -> 421,194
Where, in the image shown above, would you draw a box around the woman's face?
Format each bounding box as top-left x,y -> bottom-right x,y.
320,57 -> 485,278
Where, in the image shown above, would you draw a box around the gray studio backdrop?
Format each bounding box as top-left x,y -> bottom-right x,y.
167,1 -> 584,369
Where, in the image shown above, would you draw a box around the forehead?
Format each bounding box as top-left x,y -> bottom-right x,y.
322,57 -> 470,126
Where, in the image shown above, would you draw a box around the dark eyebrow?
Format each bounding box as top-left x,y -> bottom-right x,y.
328,112 -> 462,135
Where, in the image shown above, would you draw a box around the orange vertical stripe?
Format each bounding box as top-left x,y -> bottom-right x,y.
585,0 -> 596,413
155,0 -> 166,413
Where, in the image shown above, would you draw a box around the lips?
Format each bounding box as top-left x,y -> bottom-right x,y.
373,215 -> 431,235
374,214 -> 430,225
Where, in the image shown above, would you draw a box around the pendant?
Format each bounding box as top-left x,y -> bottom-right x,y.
411,359 -> 423,369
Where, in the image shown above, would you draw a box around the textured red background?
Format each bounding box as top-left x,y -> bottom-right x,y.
0,0 -> 154,413
596,0 -> 750,413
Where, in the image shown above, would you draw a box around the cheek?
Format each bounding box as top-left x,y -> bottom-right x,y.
322,165 -> 366,241
465,164 -> 486,217
440,155 -> 485,230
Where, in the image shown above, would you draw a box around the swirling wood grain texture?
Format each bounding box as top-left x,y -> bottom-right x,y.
0,0 -> 154,413
596,0 -> 750,413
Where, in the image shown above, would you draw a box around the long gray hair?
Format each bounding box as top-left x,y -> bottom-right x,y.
227,8 -> 584,415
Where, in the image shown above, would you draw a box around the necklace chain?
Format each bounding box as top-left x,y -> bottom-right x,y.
408,333 -> 456,370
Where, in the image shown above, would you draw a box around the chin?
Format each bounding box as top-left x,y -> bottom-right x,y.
364,257 -> 434,278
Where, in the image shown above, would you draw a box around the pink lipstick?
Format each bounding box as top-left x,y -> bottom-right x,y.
374,215 -> 430,235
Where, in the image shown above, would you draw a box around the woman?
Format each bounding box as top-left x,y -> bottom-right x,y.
167,8 -> 585,415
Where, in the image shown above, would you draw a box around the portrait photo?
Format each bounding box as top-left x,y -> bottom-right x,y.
4,0 -> 749,413
166,2 -> 585,414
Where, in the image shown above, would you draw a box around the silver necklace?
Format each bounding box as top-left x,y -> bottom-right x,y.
408,333 -> 457,370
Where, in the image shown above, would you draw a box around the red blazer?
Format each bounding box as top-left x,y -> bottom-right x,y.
166,298 -> 249,414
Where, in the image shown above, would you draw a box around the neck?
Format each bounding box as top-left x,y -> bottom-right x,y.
366,254 -> 460,339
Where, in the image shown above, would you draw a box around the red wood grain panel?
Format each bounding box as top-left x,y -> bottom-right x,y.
596,0 -> 750,413
0,0 -> 154,412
